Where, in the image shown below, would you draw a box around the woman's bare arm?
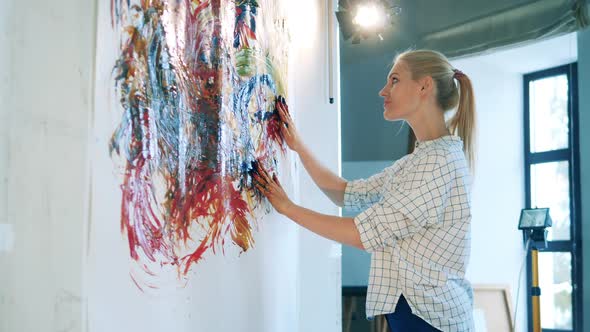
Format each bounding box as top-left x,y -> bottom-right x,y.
296,144 -> 347,207
251,163 -> 363,249
276,97 -> 347,207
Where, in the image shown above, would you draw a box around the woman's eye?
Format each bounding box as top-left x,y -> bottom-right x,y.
391,78 -> 398,84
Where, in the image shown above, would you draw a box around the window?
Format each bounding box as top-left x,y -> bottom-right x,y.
524,63 -> 582,332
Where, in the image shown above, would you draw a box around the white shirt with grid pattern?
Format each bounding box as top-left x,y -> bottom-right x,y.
344,135 -> 475,332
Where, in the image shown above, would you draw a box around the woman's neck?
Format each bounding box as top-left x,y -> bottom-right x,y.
408,109 -> 449,142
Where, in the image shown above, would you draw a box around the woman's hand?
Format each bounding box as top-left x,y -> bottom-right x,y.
276,96 -> 302,152
250,160 -> 295,215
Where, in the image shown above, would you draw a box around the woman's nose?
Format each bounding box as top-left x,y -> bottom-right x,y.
379,88 -> 387,97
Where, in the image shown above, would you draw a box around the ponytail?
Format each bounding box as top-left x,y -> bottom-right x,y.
396,50 -> 477,171
448,73 -> 476,170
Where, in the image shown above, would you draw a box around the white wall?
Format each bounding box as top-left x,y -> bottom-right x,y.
291,0 -> 342,330
0,0 -> 11,226
451,56 -> 526,331
0,0 -> 95,331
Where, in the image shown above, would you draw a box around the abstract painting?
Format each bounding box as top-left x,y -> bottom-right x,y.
108,0 -> 291,289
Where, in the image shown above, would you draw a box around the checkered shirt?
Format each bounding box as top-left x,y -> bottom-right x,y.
344,135 -> 475,332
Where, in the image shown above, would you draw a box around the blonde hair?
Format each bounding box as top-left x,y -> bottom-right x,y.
396,50 -> 476,170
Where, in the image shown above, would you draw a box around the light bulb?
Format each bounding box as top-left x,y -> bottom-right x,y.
352,4 -> 385,29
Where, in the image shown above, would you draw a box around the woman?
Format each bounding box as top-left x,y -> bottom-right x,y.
252,49 -> 476,332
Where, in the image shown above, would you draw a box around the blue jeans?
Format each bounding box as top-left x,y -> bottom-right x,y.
385,294 -> 441,332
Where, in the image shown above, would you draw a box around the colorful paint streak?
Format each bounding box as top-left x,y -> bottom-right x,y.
109,0 -> 290,287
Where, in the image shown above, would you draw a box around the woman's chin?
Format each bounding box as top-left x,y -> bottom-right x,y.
383,111 -> 398,122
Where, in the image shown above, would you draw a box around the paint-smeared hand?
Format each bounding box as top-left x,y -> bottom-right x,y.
250,160 -> 295,215
276,96 -> 302,152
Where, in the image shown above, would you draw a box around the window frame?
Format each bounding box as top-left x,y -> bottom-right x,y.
523,63 -> 582,332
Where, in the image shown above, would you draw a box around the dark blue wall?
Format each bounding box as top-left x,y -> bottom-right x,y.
577,26 -> 590,325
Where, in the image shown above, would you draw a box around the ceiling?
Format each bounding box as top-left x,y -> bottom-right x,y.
339,0 -> 588,64
474,32 -> 577,74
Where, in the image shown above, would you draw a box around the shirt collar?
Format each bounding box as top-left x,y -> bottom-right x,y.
414,135 -> 462,150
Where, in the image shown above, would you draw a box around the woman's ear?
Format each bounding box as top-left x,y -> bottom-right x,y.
418,76 -> 434,96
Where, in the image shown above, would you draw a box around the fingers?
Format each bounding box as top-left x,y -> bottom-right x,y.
277,104 -> 291,123
257,162 -> 272,180
251,169 -> 269,187
250,160 -> 285,200
278,109 -> 293,133
253,175 -> 279,201
279,96 -> 290,113
276,96 -> 293,125
250,160 -> 273,191
252,171 -> 282,196
253,180 -> 267,194
280,124 -> 291,140
276,102 -> 287,121
272,173 -> 282,187
252,174 -> 271,197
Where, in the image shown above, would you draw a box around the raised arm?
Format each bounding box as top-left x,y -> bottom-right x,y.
250,161 -> 363,250
296,143 -> 347,207
277,97 -> 347,207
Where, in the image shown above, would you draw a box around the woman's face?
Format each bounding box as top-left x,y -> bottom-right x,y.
379,60 -> 423,122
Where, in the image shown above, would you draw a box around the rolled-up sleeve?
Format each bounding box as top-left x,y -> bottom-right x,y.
354,156 -> 454,252
343,163 -> 400,211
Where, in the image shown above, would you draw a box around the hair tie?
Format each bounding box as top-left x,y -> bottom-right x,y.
453,69 -> 465,79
